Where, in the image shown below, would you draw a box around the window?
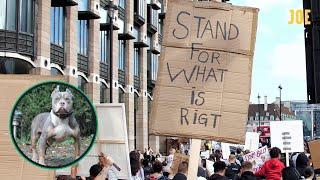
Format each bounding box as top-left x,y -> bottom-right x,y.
119,88 -> 125,103
100,30 -> 110,63
0,0 -> 16,30
151,54 -> 158,80
134,48 -> 140,76
100,83 -> 109,103
134,0 -> 145,18
133,26 -> 139,42
249,116 -> 254,121
78,0 -> 88,11
118,40 -> 125,70
51,67 -> 63,75
270,115 -> 274,120
78,76 -> 87,93
0,57 -> 33,74
78,20 -> 89,56
152,9 -> 158,27
118,0 -> 125,9
118,19 -> 124,34
20,0 -> 33,33
99,6 -> 109,24
51,7 -> 64,46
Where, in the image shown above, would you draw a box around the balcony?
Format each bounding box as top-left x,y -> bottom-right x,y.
51,0 -> 78,7
134,34 -> 149,48
78,0 -> 100,20
100,62 -> 109,81
0,30 -> 34,57
150,0 -> 161,10
50,44 -> 65,67
77,54 -> 89,74
118,69 -> 126,86
134,13 -> 145,26
134,75 -> 141,90
158,33 -> 163,45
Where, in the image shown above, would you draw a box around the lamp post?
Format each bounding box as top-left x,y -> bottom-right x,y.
107,1 -> 117,103
278,85 -> 282,121
257,94 -> 261,132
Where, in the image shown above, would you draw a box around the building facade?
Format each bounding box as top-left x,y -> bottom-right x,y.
283,100 -> 320,139
0,0 -> 167,152
246,96 -> 297,132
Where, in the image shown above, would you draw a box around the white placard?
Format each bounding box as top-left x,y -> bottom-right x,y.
270,120 -> 304,153
245,132 -> 260,151
243,146 -> 270,173
56,104 -> 131,179
221,143 -> 244,160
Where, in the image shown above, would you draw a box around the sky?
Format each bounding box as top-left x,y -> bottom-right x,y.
231,0 -> 306,104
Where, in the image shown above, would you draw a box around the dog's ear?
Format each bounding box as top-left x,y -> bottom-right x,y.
66,88 -> 74,99
51,85 -> 60,97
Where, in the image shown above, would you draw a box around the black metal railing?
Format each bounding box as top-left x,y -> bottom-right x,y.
100,62 -> 109,81
118,69 -> 126,86
50,44 -> 65,67
77,53 -> 89,74
134,75 -> 140,90
0,30 -> 34,57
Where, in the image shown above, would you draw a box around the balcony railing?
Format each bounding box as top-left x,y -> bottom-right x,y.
134,75 -> 141,90
118,69 -> 126,86
77,53 -> 89,74
100,62 -> 109,81
0,30 -> 34,57
50,44 -> 65,67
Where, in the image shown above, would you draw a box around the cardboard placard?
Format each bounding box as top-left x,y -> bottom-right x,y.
270,120 -> 304,153
171,153 -> 189,175
150,0 -> 259,143
0,75 -> 65,179
245,132 -> 260,151
308,140 -> 320,169
243,146 -> 270,173
56,104 -> 132,179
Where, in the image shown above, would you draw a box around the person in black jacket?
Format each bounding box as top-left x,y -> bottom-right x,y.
225,155 -> 241,180
236,161 -> 261,180
208,161 -> 228,180
172,161 -> 188,180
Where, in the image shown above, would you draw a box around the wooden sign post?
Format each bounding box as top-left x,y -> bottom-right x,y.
187,139 -> 201,179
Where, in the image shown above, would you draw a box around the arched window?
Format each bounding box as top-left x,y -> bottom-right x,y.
51,67 -> 63,76
0,57 -> 33,74
78,75 -> 88,93
118,87 -> 125,103
100,82 -> 109,103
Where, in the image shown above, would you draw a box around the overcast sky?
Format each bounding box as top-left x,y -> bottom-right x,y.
231,0 -> 306,103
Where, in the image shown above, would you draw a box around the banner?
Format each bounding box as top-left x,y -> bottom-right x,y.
150,0 -> 259,143
243,146 -> 270,173
270,120 -> 304,153
308,140 -> 320,169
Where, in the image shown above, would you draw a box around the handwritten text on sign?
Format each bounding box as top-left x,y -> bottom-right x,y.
150,0 -> 258,142
243,146 -> 270,173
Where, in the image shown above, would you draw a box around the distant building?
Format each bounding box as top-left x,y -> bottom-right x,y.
247,96 -> 297,133
283,100 -> 320,139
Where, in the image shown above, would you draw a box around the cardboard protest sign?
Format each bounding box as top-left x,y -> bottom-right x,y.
150,0 -> 259,143
0,75 -> 64,179
56,104 -> 132,179
171,153 -> 189,175
245,132 -> 260,151
270,120 -> 304,153
308,140 -> 320,169
243,146 -> 270,173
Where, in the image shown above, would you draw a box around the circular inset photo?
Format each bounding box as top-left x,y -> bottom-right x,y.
10,81 -> 97,169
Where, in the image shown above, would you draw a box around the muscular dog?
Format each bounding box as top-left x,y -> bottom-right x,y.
30,86 -> 80,165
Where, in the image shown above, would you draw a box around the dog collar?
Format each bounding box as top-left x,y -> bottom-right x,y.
52,110 -> 73,119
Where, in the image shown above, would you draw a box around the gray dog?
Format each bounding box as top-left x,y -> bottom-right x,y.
30,85 -> 80,166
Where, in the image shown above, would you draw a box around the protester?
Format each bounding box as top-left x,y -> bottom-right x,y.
305,167 -> 315,180
282,167 -> 301,180
130,150 -> 145,180
163,148 -> 175,176
235,148 -> 244,165
198,158 -> 207,179
208,161 -> 228,180
142,158 -> 153,178
225,154 -> 241,180
236,161 -> 260,180
172,161 -> 188,180
255,147 -> 285,180
149,161 -> 168,180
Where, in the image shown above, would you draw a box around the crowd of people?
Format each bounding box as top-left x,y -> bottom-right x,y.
56,144 -> 319,180
127,145 -> 319,180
